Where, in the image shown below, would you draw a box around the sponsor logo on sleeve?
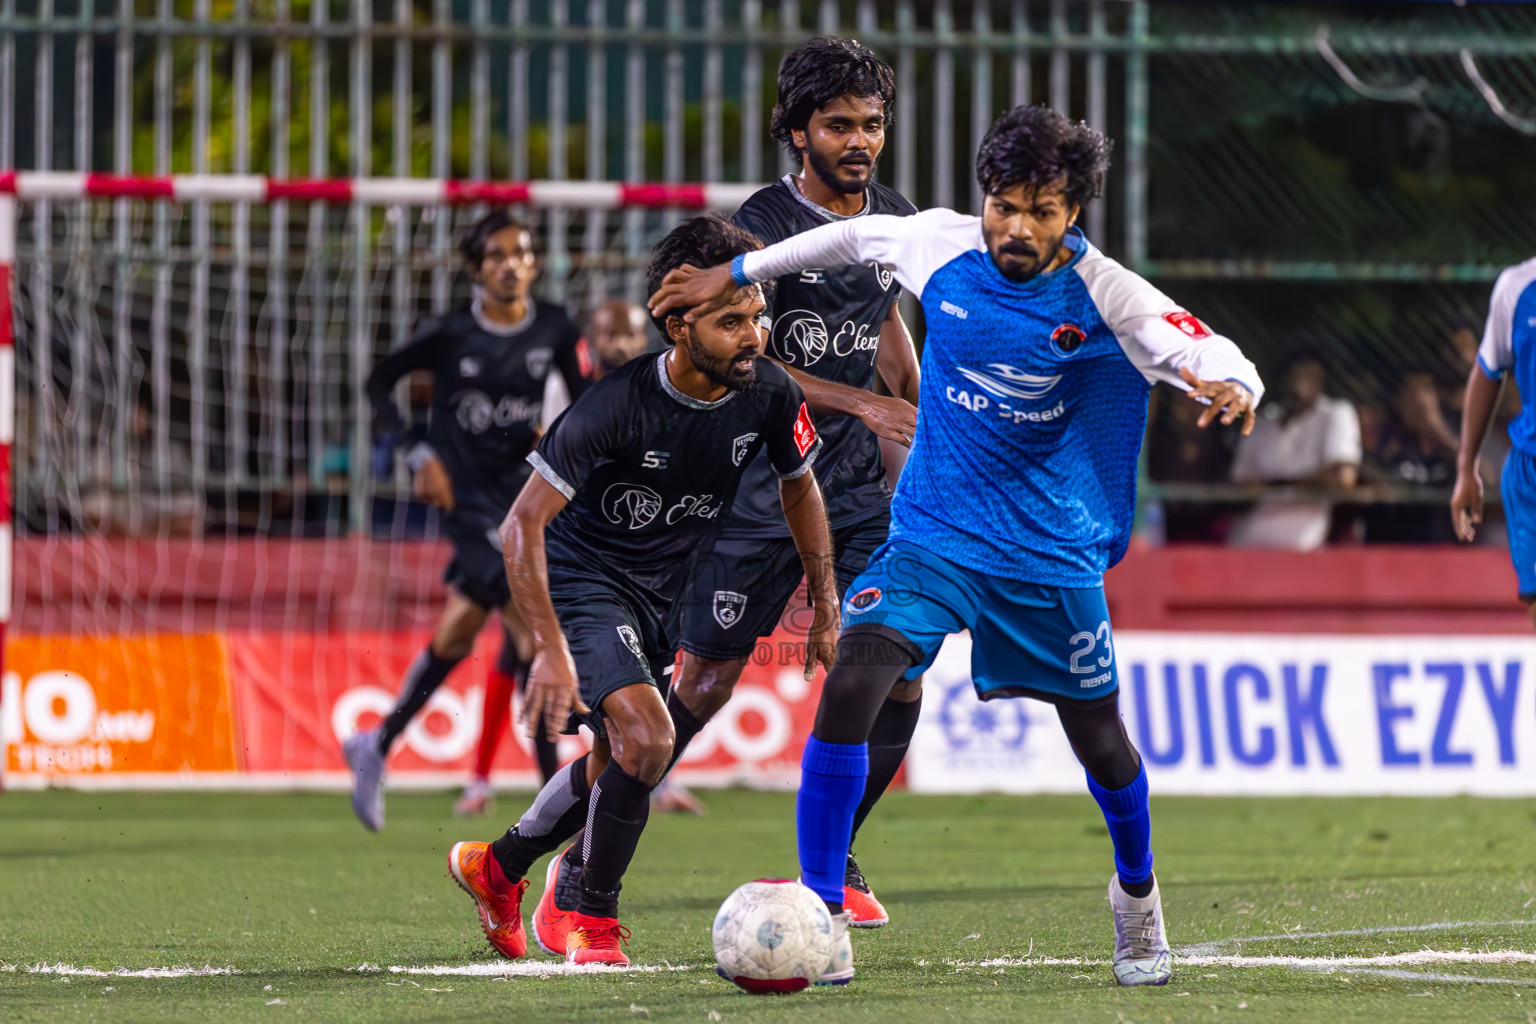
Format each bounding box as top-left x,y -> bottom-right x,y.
713,591 -> 748,629
459,356 -> 482,378
731,433 -> 759,467
792,403 -> 818,457
1162,310 -> 1212,340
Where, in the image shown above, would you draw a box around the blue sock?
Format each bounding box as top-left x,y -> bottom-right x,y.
1086,764 -> 1153,887
797,737 -> 868,906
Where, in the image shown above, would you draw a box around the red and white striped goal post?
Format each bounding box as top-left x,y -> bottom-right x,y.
0,173 -> 763,210
0,173 -> 766,734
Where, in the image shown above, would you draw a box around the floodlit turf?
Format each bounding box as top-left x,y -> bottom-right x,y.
3,789 -> 1536,1023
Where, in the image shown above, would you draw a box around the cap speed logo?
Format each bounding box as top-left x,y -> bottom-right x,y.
847,586 -> 882,613
616,625 -> 644,660
1162,310 -> 1212,340
955,364 -> 1063,401
732,433 -> 759,467
602,483 -> 663,530
713,591 -> 748,629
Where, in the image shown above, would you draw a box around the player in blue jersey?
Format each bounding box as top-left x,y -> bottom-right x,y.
650,105 -> 1265,987
1453,256 -> 1536,627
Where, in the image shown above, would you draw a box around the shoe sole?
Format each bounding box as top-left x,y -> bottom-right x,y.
848,916 -> 887,929
533,852 -> 568,957
447,843 -> 523,960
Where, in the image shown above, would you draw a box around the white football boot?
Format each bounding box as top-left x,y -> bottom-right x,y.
343,728 -> 387,832
817,910 -> 854,986
1108,874 -> 1172,986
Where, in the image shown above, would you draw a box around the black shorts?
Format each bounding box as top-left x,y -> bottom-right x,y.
551,571 -> 675,742
442,512 -> 511,611
678,511 -> 892,661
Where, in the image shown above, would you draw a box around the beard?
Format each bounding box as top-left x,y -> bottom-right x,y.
806,144 -> 872,196
989,233 -> 1063,284
687,330 -> 759,391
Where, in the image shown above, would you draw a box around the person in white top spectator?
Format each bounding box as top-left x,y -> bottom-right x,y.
1229,359 -> 1361,550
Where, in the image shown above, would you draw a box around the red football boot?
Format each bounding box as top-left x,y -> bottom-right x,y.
447,840 -> 529,959
565,913 -> 631,967
844,852 -> 889,928
532,844 -> 583,956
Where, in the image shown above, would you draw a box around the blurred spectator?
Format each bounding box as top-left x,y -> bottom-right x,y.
1228,360 -> 1361,550
542,299 -> 653,426
1146,385 -> 1237,542
81,396 -> 201,537
1363,372 -> 1460,542
1443,319 -> 1480,415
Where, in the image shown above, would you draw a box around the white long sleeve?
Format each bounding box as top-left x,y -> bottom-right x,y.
740,207 -> 983,300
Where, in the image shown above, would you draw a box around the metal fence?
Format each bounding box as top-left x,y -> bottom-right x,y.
3,0 -> 1535,539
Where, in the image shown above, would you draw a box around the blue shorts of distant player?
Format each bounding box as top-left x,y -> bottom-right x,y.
1503,446 -> 1536,602
839,538 -> 1119,705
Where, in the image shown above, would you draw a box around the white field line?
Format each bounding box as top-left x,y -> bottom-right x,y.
957,950 -> 1536,970
1326,967 -> 1536,986
1,961 -> 692,980
1177,919 -> 1536,955
5,963 -> 241,979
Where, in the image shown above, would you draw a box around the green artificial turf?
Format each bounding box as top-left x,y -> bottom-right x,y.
3,789 -> 1536,1023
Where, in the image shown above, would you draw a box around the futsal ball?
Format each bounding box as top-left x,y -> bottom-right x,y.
712,879 -> 834,994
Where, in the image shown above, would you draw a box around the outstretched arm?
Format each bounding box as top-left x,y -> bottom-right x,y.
1451,366 -> 1505,543
649,208 -> 977,323
500,475 -> 588,742
779,471 -> 839,679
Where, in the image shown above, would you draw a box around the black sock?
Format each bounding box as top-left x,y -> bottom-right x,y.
490,754 -> 590,882
577,761 -> 654,918
513,663 -> 561,783
377,647 -> 462,755
849,694 -> 923,844
661,690 -> 706,777
1122,874 -> 1155,899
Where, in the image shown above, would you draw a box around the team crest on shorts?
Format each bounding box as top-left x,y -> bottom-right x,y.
616,624 -> 644,660
713,591 -> 748,629
847,586 -> 882,613
731,433 -> 758,467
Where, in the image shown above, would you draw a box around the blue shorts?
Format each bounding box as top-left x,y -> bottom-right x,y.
1503,446 -> 1536,601
841,538 -> 1119,705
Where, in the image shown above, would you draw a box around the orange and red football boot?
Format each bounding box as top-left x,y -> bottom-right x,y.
447,840 -> 529,959
533,844 -> 582,956
565,913 -> 632,967
844,853 -> 889,928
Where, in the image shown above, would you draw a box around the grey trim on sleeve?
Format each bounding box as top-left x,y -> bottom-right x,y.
775,438 -> 823,480
526,451 -> 576,500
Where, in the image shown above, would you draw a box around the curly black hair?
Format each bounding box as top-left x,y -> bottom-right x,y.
645,214 -> 764,336
975,105 -> 1112,210
770,36 -> 896,164
459,208 -> 534,268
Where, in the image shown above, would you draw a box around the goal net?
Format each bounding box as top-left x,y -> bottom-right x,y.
2,177 -> 819,790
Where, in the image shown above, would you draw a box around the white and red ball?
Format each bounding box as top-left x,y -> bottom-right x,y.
712,879 -> 833,994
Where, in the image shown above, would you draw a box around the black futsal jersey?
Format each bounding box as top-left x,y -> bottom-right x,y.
366,301 -> 591,522
528,351 -> 821,611
722,174 -> 917,539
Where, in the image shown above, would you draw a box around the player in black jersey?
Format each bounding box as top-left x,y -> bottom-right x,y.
536,37 -> 921,936
344,210 -> 592,832
446,215 -> 841,968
